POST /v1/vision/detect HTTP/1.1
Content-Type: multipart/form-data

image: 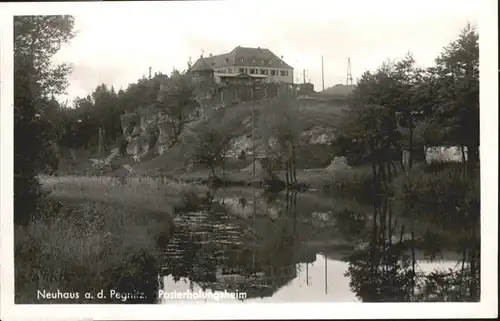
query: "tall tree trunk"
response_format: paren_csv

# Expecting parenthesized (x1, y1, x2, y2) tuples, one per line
(291, 144, 297, 184)
(284, 160, 290, 187)
(409, 114, 414, 170)
(469, 227, 478, 300)
(210, 163, 216, 178)
(459, 248, 466, 296)
(466, 142, 479, 174)
(285, 190, 290, 213)
(461, 144, 467, 181)
(292, 191, 297, 235)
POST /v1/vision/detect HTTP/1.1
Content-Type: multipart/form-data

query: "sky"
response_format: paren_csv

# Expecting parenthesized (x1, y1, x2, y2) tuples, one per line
(44, 0, 481, 104)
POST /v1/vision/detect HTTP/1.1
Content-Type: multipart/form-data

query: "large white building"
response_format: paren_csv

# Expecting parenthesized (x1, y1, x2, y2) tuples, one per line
(191, 46, 294, 84)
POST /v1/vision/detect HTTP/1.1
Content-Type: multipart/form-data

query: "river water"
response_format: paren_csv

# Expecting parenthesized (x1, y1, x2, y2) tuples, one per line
(157, 187, 471, 303)
(161, 254, 458, 303)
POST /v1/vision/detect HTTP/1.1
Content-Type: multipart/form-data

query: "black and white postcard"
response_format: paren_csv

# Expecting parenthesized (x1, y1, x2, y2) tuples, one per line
(1, 0, 497, 320)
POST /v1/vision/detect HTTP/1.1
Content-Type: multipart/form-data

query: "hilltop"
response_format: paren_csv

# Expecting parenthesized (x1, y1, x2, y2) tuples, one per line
(129, 88, 355, 176)
(309, 84, 356, 99)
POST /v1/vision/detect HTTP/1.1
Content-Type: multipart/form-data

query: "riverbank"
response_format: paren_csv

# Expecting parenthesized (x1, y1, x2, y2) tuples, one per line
(128, 165, 373, 198)
(17, 174, 329, 303)
(15, 198, 174, 303)
(17, 161, 477, 303)
(17, 170, 370, 303)
(16, 175, 209, 303)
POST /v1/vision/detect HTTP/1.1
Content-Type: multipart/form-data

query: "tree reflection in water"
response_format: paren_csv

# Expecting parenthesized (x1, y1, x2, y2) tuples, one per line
(163, 177, 479, 302)
(163, 188, 304, 300)
(343, 147, 480, 302)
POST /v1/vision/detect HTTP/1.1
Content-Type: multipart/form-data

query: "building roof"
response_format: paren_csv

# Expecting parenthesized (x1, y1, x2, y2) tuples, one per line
(191, 46, 294, 71)
(190, 58, 214, 72)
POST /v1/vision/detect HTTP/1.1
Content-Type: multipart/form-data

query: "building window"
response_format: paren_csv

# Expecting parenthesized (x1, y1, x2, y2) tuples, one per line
(286, 70, 289, 76)
(269, 59, 273, 65)
(260, 69, 268, 75)
(280, 70, 286, 76)
(240, 57, 244, 63)
(239, 68, 245, 73)
(261, 59, 265, 64)
(249, 69, 256, 74)
(271, 70, 276, 76)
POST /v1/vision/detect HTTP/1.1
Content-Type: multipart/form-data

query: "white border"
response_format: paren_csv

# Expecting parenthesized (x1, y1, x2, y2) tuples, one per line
(1, 1, 497, 320)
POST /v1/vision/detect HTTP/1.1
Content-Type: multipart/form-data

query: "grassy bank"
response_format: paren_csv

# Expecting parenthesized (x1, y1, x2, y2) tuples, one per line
(391, 163, 480, 246)
(143, 167, 361, 192)
(316, 166, 373, 201)
(15, 175, 207, 304)
(40, 174, 209, 214)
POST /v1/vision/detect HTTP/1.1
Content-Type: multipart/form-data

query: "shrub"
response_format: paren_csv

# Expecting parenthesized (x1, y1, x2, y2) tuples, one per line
(15, 199, 172, 303)
(322, 166, 374, 204)
(391, 165, 480, 238)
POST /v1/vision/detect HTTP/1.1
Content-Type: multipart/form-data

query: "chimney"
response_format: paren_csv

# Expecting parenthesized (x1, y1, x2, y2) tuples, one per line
(209, 53, 213, 57)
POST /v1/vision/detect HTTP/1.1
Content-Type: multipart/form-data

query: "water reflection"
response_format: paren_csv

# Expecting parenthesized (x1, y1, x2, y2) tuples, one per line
(159, 187, 477, 303)
(163, 188, 302, 300)
(342, 166, 480, 302)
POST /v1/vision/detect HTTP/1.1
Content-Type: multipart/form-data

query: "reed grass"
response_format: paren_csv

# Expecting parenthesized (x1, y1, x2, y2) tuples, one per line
(15, 175, 206, 303)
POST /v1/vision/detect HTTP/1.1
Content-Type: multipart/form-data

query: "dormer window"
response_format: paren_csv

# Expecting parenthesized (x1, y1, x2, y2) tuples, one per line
(269, 59, 272, 65)
(261, 59, 265, 64)
(240, 57, 244, 63)
(252, 58, 256, 63)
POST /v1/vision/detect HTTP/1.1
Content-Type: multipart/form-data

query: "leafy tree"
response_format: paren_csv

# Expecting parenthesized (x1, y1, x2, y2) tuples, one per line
(339, 54, 427, 171)
(189, 123, 232, 178)
(14, 15, 76, 99)
(61, 70, 174, 156)
(258, 97, 303, 185)
(14, 15, 76, 225)
(428, 23, 479, 172)
(155, 72, 198, 148)
(189, 109, 243, 178)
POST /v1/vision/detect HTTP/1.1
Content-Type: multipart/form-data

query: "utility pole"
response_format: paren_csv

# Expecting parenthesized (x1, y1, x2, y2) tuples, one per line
(252, 187, 256, 271)
(346, 57, 353, 85)
(306, 262, 309, 285)
(303, 69, 306, 84)
(251, 82, 256, 177)
(321, 55, 325, 91)
(324, 253, 328, 294)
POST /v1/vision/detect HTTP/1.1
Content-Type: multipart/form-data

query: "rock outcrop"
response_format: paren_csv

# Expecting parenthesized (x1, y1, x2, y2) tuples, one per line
(120, 106, 182, 162)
